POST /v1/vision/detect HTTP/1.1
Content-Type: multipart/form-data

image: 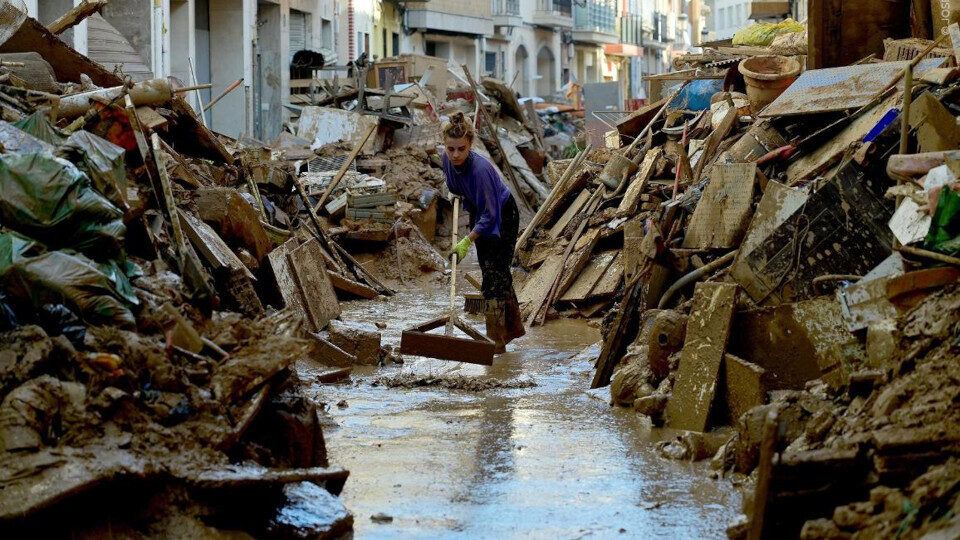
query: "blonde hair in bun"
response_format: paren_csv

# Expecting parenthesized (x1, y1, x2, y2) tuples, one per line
(442, 112, 474, 142)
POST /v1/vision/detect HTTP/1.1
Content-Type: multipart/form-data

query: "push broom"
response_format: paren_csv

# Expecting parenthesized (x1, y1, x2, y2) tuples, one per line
(400, 197, 497, 365)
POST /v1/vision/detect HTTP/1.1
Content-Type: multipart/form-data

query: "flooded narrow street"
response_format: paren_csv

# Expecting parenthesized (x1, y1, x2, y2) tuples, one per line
(298, 264, 740, 538)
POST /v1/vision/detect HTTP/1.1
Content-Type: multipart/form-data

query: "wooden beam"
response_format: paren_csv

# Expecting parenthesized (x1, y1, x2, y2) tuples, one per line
(47, 0, 108, 36)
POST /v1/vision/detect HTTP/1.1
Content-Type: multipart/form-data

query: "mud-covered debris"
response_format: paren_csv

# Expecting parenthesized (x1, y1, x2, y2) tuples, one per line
(371, 372, 536, 391)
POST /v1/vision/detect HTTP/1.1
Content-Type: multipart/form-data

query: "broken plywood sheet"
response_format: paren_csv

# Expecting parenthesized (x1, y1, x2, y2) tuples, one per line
(730, 180, 808, 292)
(618, 148, 662, 215)
(683, 163, 757, 249)
(0, 17, 123, 87)
(298, 107, 379, 154)
(288, 239, 342, 332)
(786, 93, 899, 185)
(910, 91, 960, 153)
(560, 250, 619, 302)
(730, 295, 856, 389)
(760, 58, 945, 117)
(665, 282, 737, 432)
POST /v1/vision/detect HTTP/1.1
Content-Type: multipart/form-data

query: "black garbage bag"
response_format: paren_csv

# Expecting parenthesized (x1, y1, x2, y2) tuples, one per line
(37, 304, 86, 345)
(0, 153, 125, 257)
(0, 233, 136, 328)
(0, 293, 18, 331)
(56, 130, 128, 210)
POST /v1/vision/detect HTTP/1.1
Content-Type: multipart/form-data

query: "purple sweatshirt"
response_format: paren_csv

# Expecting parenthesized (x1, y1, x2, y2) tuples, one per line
(442, 151, 512, 238)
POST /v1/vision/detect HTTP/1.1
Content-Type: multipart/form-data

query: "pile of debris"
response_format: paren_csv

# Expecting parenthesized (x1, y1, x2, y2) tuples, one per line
(0, 9, 412, 537)
(280, 53, 555, 265)
(515, 16, 960, 539)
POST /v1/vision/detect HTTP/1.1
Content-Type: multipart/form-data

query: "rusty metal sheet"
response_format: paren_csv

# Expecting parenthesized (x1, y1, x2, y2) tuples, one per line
(760, 58, 945, 118)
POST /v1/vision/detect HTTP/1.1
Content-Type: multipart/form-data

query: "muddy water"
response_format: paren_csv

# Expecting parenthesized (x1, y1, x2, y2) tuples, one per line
(299, 264, 740, 538)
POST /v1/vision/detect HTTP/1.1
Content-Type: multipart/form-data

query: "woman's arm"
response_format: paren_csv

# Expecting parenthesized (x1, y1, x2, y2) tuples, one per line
(471, 166, 503, 239)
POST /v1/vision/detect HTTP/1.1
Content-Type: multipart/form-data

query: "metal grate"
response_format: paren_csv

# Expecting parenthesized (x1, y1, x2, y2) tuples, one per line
(307, 154, 356, 174)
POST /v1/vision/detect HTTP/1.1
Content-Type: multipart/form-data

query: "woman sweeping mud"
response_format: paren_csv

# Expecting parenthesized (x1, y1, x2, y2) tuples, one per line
(441, 112, 525, 353)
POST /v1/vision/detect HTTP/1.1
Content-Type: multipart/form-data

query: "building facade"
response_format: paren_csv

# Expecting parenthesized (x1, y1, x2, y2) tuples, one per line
(25, 0, 694, 139)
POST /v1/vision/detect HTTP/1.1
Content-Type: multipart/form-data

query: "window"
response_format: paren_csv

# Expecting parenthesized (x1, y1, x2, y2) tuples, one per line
(426, 41, 437, 57)
(485, 52, 496, 76)
(382, 29, 387, 58)
(357, 32, 364, 55)
(321, 19, 333, 50)
(718, 7, 726, 29)
(392, 32, 399, 56)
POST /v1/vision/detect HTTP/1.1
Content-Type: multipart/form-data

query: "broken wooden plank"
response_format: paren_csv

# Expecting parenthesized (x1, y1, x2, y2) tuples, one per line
(329, 272, 379, 299)
(618, 148, 662, 215)
(723, 354, 767, 423)
(665, 282, 737, 432)
(548, 189, 591, 239)
(287, 239, 342, 332)
(269, 238, 305, 312)
(177, 464, 350, 490)
(692, 108, 737, 184)
(311, 334, 358, 365)
(195, 186, 273, 262)
(518, 248, 565, 308)
(136, 106, 168, 131)
(399, 316, 496, 365)
(560, 249, 619, 303)
(178, 209, 255, 281)
(47, 0, 108, 35)
(683, 163, 757, 249)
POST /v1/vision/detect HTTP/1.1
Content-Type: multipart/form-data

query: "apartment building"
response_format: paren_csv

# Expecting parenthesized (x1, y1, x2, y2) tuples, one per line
(25, 0, 696, 136)
(572, 0, 618, 87)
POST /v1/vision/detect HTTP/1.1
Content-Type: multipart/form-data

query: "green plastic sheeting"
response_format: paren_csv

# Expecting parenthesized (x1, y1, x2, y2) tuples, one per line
(13, 111, 66, 146)
(56, 130, 127, 209)
(0, 233, 136, 328)
(0, 153, 124, 257)
(925, 187, 960, 256)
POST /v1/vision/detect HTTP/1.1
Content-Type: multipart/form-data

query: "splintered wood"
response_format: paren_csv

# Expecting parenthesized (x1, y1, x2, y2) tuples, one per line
(288, 239, 341, 332)
(683, 163, 757, 249)
(270, 237, 341, 331)
(618, 148, 663, 215)
(665, 282, 737, 432)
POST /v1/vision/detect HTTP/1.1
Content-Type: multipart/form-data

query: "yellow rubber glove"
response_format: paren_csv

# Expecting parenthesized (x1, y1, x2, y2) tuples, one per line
(451, 236, 472, 262)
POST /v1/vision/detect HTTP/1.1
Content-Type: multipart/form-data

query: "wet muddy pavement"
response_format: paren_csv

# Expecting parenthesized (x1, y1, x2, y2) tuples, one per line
(297, 264, 740, 539)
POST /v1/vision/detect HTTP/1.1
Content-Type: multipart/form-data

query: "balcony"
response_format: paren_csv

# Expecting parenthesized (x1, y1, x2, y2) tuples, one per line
(533, 0, 573, 29)
(572, 26, 619, 44)
(573, 0, 617, 44)
(404, 7, 494, 36)
(492, 0, 522, 27)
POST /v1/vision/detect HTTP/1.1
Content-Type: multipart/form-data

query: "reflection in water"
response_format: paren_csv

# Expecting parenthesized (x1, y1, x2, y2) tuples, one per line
(300, 261, 740, 539)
